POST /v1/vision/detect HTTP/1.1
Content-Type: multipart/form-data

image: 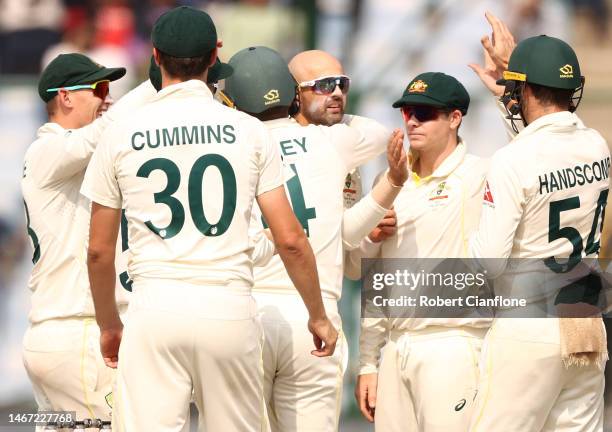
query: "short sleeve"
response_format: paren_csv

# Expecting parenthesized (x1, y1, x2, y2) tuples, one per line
(255, 123, 284, 196)
(80, 124, 122, 209)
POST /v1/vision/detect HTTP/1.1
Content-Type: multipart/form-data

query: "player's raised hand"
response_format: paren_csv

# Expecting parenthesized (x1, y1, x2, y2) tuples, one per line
(469, 11, 516, 96)
(387, 129, 408, 187)
(308, 316, 338, 357)
(355, 373, 378, 422)
(100, 322, 123, 368)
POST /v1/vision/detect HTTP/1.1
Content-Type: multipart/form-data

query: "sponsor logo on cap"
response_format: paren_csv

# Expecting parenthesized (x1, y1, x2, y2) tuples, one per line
(559, 64, 574, 78)
(264, 89, 280, 105)
(408, 80, 428, 93)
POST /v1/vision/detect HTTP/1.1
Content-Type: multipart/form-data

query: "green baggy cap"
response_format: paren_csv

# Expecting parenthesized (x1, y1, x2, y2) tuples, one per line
(152, 6, 217, 58)
(38, 53, 126, 102)
(392, 72, 470, 115)
(224, 46, 295, 114)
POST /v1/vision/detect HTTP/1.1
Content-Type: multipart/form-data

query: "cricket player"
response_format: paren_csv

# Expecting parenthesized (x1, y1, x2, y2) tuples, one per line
(21, 53, 127, 423)
(224, 46, 406, 431)
(347, 73, 492, 431)
(289, 50, 398, 252)
(81, 7, 337, 432)
(468, 33, 610, 431)
(116, 56, 234, 293)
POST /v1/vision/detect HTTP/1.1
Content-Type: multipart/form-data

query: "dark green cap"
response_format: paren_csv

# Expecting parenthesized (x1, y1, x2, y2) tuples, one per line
(392, 72, 470, 115)
(38, 53, 126, 103)
(208, 58, 234, 84)
(152, 6, 217, 58)
(225, 46, 295, 114)
(501, 35, 582, 90)
(148, 56, 233, 92)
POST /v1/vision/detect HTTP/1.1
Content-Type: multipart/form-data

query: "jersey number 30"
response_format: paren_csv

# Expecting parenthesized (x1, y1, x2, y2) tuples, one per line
(137, 155, 237, 239)
(545, 189, 608, 273)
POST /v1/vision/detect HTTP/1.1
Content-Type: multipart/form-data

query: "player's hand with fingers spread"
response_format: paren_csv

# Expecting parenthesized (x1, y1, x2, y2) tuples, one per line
(386, 129, 408, 187)
(355, 373, 378, 422)
(308, 316, 338, 357)
(369, 208, 397, 243)
(469, 11, 516, 97)
(99, 320, 123, 368)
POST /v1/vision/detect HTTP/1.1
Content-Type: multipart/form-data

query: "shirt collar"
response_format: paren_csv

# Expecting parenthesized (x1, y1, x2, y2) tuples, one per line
(153, 79, 213, 102)
(515, 111, 579, 140)
(37, 122, 66, 137)
(409, 139, 467, 185)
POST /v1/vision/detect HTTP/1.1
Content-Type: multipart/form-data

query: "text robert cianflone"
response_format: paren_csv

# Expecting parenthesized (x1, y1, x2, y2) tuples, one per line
(371, 295, 527, 308)
(371, 269, 487, 291)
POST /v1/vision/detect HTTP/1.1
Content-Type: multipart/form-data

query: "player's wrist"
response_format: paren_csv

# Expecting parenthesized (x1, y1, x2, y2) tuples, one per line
(386, 170, 405, 188)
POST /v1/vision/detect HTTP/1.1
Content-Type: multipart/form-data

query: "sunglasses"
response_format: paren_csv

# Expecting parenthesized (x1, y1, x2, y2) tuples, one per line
(47, 79, 110, 100)
(400, 105, 448, 122)
(299, 75, 350, 95)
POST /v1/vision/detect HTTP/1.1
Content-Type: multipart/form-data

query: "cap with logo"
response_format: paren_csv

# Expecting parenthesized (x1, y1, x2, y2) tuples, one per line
(392, 72, 470, 115)
(148, 56, 233, 92)
(499, 35, 582, 90)
(152, 6, 217, 58)
(38, 53, 126, 102)
(224, 46, 296, 114)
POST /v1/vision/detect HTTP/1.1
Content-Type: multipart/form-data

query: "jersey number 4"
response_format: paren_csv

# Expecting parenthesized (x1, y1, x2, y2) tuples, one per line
(261, 164, 317, 237)
(545, 189, 608, 273)
(137, 155, 237, 239)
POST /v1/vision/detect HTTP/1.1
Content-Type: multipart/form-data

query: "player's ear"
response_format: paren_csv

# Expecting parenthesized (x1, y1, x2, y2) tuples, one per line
(449, 109, 462, 131)
(57, 89, 73, 110)
(208, 47, 218, 68)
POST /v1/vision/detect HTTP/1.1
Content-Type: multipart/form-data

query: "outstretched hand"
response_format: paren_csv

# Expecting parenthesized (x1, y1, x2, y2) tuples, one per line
(469, 11, 516, 97)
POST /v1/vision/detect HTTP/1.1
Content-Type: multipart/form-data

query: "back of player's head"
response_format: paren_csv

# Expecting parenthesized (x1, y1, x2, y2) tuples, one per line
(151, 6, 217, 80)
(148, 56, 233, 92)
(224, 46, 296, 115)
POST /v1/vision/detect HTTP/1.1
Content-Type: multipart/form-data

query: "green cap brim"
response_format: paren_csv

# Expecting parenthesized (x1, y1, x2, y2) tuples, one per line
(85, 67, 126, 84)
(392, 94, 448, 109)
(207, 62, 233, 84)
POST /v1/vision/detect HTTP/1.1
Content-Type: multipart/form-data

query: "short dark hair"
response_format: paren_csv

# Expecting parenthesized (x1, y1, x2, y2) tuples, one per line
(157, 49, 213, 80)
(527, 83, 573, 110)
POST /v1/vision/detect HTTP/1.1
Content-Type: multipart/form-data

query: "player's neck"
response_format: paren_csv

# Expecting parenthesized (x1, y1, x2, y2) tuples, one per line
(48, 113, 87, 130)
(294, 112, 310, 126)
(413, 137, 457, 178)
(161, 72, 208, 89)
(522, 99, 566, 125)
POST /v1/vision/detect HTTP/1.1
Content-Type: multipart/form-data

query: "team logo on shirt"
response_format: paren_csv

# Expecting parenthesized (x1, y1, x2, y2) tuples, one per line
(263, 89, 280, 105)
(428, 181, 450, 207)
(559, 64, 574, 78)
(483, 181, 495, 207)
(408, 80, 428, 93)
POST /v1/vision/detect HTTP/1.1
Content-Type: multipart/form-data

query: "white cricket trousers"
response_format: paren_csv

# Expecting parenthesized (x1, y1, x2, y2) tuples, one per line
(375, 326, 486, 432)
(113, 282, 269, 432)
(469, 318, 605, 432)
(253, 292, 347, 432)
(23, 317, 114, 429)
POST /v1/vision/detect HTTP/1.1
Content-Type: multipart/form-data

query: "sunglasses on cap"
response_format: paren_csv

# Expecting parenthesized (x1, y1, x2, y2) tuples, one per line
(400, 105, 449, 122)
(298, 75, 350, 95)
(47, 79, 110, 100)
